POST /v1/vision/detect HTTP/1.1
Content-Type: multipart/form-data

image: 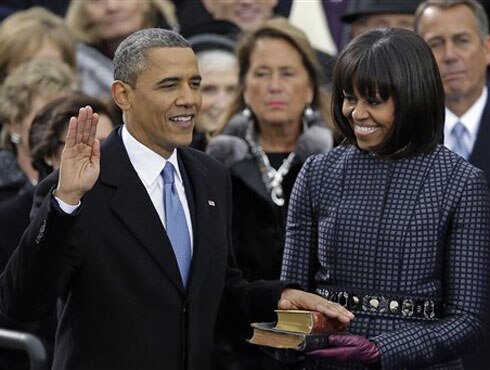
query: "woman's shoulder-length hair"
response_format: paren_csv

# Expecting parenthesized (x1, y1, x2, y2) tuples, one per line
(222, 17, 332, 129)
(331, 28, 445, 159)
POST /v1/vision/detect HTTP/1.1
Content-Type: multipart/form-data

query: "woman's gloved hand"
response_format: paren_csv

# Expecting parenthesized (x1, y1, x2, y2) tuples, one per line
(307, 333, 380, 364)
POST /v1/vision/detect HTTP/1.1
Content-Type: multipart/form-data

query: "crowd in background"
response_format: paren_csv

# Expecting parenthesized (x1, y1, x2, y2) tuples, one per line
(0, 1, 490, 370)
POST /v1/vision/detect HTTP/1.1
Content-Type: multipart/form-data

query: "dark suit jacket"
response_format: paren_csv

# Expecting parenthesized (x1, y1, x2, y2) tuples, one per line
(463, 89, 490, 370)
(468, 88, 490, 185)
(0, 187, 33, 271)
(0, 185, 56, 370)
(461, 87, 490, 370)
(0, 129, 284, 370)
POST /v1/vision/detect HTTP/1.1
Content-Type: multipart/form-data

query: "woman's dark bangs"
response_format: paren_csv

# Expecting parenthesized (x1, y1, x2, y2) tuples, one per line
(353, 50, 392, 101)
(338, 55, 358, 95)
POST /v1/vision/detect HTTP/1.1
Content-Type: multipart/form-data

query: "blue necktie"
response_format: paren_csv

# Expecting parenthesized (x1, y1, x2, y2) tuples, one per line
(451, 121, 470, 160)
(162, 162, 191, 287)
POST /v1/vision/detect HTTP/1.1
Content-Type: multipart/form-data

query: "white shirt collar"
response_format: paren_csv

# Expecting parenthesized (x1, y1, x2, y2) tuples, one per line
(121, 125, 183, 187)
(445, 86, 487, 140)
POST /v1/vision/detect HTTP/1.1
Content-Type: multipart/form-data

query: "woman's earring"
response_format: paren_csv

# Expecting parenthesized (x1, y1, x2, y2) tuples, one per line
(303, 104, 314, 120)
(242, 106, 252, 119)
(10, 132, 21, 145)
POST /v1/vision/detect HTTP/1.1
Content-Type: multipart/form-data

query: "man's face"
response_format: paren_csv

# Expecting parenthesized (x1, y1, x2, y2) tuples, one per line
(202, 0, 278, 31)
(124, 47, 202, 158)
(417, 4, 490, 107)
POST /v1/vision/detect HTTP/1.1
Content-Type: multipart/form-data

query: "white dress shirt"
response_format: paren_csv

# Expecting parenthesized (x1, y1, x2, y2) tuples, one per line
(444, 87, 487, 156)
(57, 125, 194, 252)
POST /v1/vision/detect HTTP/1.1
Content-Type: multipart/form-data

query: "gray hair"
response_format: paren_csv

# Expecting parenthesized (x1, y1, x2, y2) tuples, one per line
(113, 28, 190, 87)
(415, 0, 489, 40)
(196, 49, 237, 74)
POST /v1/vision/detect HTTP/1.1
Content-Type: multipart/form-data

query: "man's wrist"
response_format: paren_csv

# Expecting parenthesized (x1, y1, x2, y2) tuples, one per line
(52, 190, 81, 215)
(53, 189, 82, 206)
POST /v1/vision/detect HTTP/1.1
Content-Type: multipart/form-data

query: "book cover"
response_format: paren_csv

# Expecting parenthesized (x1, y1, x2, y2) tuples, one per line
(274, 309, 346, 333)
(248, 322, 331, 352)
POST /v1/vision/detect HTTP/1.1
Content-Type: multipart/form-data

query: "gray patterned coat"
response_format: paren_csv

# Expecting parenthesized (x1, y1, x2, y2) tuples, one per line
(281, 145, 490, 370)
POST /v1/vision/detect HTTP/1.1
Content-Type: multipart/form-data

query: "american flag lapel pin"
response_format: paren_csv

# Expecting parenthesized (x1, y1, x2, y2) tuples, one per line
(208, 200, 216, 207)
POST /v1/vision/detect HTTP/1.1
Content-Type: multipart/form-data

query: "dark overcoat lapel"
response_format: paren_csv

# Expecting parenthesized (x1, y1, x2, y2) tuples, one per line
(98, 130, 185, 294)
(95, 131, 226, 296)
(177, 148, 224, 295)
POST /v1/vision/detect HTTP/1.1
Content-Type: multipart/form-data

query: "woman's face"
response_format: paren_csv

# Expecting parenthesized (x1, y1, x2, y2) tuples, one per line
(84, 0, 148, 43)
(95, 113, 115, 143)
(198, 63, 238, 134)
(243, 37, 313, 128)
(341, 87, 395, 150)
(6, 96, 50, 157)
(7, 38, 65, 76)
(202, 0, 278, 31)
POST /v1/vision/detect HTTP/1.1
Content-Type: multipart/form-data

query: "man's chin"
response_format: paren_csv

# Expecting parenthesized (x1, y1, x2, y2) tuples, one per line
(177, 135, 194, 148)
(444, 86, 467, 101)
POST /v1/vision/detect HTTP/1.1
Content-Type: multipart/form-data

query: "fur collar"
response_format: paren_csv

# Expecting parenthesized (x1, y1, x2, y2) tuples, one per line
(206, 112, 334, 167)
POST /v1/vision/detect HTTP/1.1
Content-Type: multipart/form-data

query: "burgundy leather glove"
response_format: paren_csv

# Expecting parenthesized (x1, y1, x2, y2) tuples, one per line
(307, 333, 380, 364)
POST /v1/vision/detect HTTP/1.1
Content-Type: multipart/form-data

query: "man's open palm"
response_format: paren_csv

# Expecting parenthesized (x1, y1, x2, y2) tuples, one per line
(56, 106, 100, 205)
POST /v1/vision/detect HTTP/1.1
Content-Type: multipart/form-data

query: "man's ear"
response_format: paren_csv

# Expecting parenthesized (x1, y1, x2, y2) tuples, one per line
(111, 80, 133, 111)
(484, 35, 490, 66)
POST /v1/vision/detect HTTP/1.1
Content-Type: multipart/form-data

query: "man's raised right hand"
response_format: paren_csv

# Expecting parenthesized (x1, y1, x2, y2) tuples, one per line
(55, 105, 100, 205)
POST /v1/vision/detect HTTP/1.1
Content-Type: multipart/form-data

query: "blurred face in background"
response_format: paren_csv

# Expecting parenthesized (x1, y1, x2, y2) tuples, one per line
(7, 37, 65, 76)
(84, 0, 148, 43)
(417, 4, 490, 113)
(50, 114, 114, 169)
(94, 114, 114, 143)
(5, 96, 51, 158)
(197, 50, 238, 134)
(202, 0, 278, 31)
(243, 37, 313, 128)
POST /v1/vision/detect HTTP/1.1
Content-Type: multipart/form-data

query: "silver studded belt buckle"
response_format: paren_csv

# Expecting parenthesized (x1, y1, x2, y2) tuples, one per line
(401, 299, 414, 317)
(388, 299, 400, 313)
(424, 300, 435, 319)
(363, 295, 380, 312)
(336, 291, 349, 307)
(315, 288, 441, 319)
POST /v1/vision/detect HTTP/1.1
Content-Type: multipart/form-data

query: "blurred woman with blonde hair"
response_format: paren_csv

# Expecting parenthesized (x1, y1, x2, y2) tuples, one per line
(66, 0, 179, 97)
(0, 59, 78, 203)
(0, 6, 77, 85)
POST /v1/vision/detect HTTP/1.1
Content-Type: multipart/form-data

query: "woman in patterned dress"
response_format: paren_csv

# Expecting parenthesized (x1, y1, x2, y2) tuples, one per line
(280, 28, 490, 369)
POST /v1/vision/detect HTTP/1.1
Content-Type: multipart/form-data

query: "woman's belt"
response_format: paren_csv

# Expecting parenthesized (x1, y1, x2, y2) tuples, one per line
(316, 287, 442, 320)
